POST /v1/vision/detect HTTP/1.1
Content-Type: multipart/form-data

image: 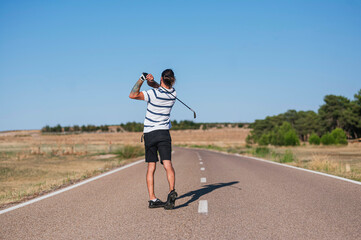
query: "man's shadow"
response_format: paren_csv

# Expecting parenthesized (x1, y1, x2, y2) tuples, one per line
(174, 181, 240, 209)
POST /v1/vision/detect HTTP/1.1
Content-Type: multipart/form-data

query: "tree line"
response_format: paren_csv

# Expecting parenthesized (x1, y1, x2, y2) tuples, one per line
(171, 120, 243, 130)
(117, 121, 244, 132)
(42, 124, 109, 133)
(42, 121, 246, 133)
(248, 89, 361, 146)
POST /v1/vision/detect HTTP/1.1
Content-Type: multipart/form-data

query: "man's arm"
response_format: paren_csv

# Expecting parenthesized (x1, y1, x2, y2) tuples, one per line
(129, 78, 145, 100)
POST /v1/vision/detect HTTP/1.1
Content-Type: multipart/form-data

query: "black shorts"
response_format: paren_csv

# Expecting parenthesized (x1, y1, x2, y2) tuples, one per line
(144, 130, 172, 164)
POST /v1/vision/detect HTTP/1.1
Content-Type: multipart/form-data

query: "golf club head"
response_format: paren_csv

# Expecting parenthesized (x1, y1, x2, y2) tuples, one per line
(193, 111, 197, 119)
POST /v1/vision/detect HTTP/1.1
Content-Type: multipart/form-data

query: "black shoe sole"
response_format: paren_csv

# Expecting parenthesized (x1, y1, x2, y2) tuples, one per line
(164, 191, 178, 210)
(148, 200, 166, 209)
(149, 205, 165, 209)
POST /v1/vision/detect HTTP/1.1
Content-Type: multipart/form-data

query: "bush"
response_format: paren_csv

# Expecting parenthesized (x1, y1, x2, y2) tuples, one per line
(269, 127, 284, 146)
(171, 120, 200, 130)
(284, 130, 300, 146)
(252, 147, 270, 157)
(258, 134, 269, 146)
(265, 122, 300, 146)
(309, 133, 320, 145)
(280, 150, 294, 163)
(268, 131, 277, 145)
(321, 133, 335, 145)
(246, 135, 253, 144)
(54, 124, 62, 132)
(100, 125, 109, 132)
(331, 128, 348, 145)
(114, 145, 144, 159)
(86, 125, 99, 132)
(42, 125, 51, 133)
(121, 122, 143, 132)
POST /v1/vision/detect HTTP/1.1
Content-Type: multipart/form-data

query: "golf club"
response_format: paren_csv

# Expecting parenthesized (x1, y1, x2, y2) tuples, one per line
(160, 85, 197, 119)
(143, 73, 196, 119)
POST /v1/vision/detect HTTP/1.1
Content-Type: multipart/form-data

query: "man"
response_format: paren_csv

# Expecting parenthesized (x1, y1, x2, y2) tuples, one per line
(129, 69, 178, 210)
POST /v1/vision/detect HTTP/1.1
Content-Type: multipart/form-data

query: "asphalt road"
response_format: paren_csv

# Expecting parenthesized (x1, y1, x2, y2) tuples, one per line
(1, 147, 360, 239)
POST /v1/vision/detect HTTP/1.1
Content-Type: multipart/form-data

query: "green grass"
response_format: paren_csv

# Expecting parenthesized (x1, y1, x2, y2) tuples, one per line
(113, 145, 145, 159)
(251, 147, 271, 158)
(279, 150, 295, 163)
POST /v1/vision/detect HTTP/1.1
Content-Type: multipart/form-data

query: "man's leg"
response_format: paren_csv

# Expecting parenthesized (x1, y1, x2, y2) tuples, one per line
(163, 160, 177, 210)
(162, 160, 175, 192)
(146, 162, 157, 200)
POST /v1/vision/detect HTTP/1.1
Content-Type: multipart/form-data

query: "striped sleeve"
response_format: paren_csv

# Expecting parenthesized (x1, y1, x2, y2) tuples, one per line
(141, 90, 151, 102)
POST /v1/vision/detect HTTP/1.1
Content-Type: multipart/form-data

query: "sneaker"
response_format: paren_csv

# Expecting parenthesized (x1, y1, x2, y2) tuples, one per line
(164, 190, 178, 210)
(148, 199, 165, 208)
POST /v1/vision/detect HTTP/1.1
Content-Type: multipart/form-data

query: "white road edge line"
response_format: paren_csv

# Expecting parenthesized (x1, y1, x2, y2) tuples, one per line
(201, 177, 207, 183)
(233, 153, 361, 186)
(194, 148, 361, 185)
(198, 200, 208, 214)
(0, 159, 145, 215)
(200, 167, 205, 171)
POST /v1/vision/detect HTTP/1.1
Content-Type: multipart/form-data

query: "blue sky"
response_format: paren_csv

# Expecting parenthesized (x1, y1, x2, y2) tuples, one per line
(0, 0, 360, 131)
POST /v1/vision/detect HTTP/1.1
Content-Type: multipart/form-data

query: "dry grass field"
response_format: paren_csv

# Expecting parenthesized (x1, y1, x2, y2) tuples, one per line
(1, 127, 360, 208)
(267, 144, 361, 181)
(172, 127, 250, 146)
(0, 130, 146, 208)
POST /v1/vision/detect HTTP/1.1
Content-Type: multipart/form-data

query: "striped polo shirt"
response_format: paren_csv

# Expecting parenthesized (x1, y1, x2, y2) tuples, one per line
(142, 87, 177, 133)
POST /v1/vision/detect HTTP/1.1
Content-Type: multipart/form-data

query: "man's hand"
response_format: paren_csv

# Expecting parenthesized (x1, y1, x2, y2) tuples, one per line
(146, 74, 160, 88)
(146, 73, 154, 81)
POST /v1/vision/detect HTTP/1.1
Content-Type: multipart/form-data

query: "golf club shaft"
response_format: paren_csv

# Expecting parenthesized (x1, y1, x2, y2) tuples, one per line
(153, 81, 196, 119)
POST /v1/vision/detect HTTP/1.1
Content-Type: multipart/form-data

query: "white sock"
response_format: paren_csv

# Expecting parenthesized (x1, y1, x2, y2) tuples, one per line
(151, 198, 158, 202)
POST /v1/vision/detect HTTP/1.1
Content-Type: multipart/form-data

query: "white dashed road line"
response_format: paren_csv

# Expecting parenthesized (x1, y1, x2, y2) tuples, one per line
(198, 200, 208, 214)
(197, 151, 208, 214)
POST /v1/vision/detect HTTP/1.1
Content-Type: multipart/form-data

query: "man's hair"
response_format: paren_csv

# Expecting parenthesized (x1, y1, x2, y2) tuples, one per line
(161, 69, 176, 87)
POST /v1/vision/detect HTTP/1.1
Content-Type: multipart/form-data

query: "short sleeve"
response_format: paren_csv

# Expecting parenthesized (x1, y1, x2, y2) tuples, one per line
(142, 90, 150, 102)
